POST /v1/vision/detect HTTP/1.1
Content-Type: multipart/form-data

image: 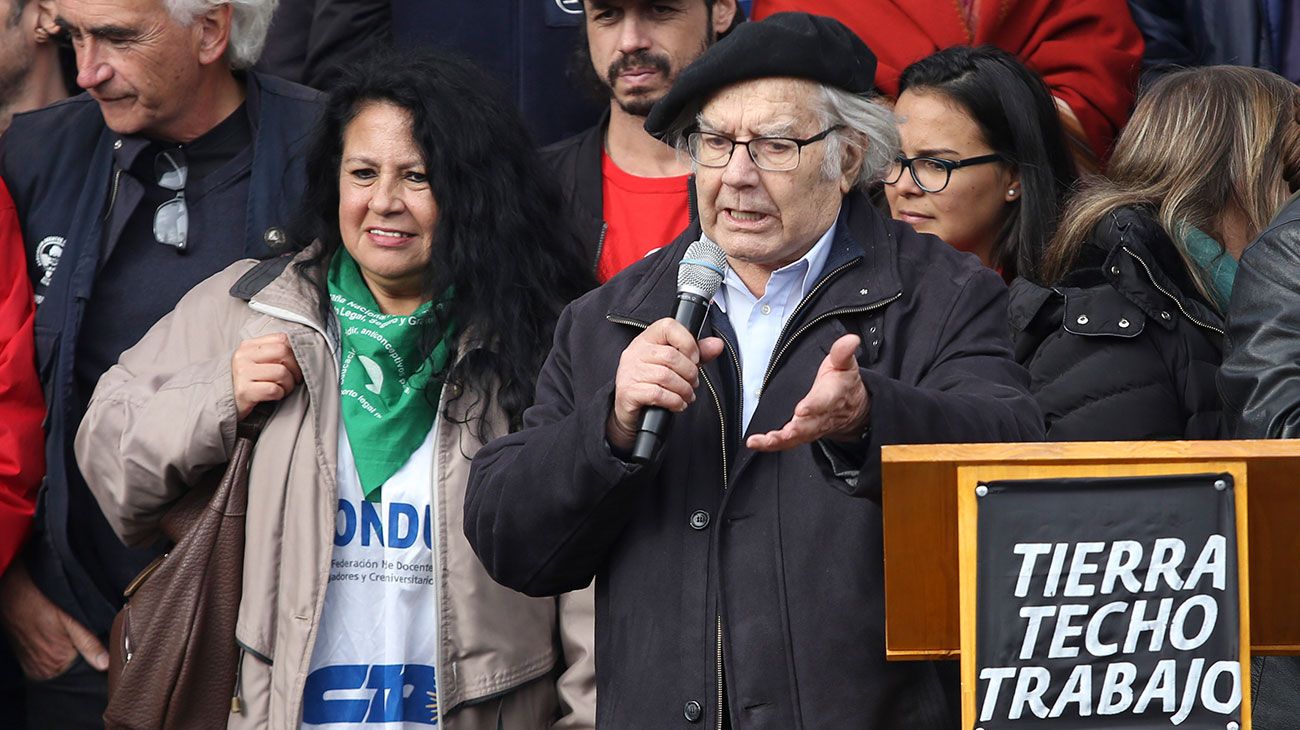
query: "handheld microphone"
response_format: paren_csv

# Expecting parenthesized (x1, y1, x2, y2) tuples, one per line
(631, 236, 729, 464)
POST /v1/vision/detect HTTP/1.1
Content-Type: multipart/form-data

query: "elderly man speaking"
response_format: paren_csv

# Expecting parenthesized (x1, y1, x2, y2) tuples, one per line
(467, 13, 1041, 729)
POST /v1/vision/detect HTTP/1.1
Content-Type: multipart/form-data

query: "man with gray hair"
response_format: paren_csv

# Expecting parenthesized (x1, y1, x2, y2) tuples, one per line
(0, 0, 318, 724)
(466, 12, 1041, 729)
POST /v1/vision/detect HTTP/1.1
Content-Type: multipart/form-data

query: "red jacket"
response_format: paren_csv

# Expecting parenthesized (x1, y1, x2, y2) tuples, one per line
(753, 0, 1144, 163)
(0, 176, 43, 576)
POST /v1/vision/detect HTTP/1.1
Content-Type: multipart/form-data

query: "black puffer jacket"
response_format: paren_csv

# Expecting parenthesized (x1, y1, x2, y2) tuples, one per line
(1010, 206, 1227, 440)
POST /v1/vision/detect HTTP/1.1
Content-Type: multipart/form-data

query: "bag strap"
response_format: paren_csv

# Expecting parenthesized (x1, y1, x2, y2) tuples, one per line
(229, 254, 294, 442)
(237, 403, 275, 442)
(229, 253, 295, 302)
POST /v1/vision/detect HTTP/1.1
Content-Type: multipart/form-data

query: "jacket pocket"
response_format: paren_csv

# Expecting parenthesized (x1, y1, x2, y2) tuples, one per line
(1061, 286, 1146, 338)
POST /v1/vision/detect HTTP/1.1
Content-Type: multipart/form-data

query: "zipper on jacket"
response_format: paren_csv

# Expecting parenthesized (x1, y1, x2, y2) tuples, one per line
(714, 263, 898, 727)
(604, 314, 735, 487)
(1121, 247, 1225, 336)
(231, 647, 245, 715)
(760, 293, 903, 397)
(703, 332, 739, 730)
(757, 253, 900, 396)
(608, 312, 736, 727)
(716, 617, 725, 730)
(708, 323, 743, 447)
(593, 222, 609, 274)
(121, 605, 133, 665)
(428, 389, 448, 729)
(231, 635, 272, 716)
(103, 167, 122, 222)
(757, 258, 861, 391)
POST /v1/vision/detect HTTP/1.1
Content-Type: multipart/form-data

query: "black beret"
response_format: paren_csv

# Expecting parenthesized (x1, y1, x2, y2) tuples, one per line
(644, 12, 877, 140)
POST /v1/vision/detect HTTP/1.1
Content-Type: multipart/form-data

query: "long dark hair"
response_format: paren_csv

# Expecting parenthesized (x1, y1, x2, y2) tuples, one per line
(899, 45, 1077, 281)
(291, 48, 596, 440)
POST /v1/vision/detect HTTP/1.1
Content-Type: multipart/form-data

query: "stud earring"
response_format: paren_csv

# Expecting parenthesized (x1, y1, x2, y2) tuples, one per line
(1008, 188, 1018, 197)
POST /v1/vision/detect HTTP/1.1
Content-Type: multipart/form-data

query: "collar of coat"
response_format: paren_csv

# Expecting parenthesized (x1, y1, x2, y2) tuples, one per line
(1091, 207, 1223, 332)
(235, 241, 494, 362)
(605, 190, 904, 327)
(233, 242, 502, 433)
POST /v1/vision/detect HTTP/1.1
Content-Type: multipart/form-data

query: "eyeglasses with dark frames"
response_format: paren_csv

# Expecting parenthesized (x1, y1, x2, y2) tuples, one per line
(884, 153, 1004, 193)
(687, 126, 843, 172)
(154, 148, 188, 250)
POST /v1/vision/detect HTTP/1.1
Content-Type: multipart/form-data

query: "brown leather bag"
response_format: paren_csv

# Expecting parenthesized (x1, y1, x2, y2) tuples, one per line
(104, 408, 270, 730)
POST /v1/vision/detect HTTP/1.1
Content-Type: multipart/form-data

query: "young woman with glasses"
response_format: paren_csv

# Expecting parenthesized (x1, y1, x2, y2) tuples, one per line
(1012, 66, 1300, 440)
(884, 45, 1077, 281)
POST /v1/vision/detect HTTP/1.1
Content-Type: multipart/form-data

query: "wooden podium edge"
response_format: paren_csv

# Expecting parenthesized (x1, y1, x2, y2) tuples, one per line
(1237, 465, 1252, 730)
(882, 440, 1300, 464)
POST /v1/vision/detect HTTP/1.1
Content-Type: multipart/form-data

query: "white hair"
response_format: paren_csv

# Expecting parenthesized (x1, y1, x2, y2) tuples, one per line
(816, 85, 899, 190)
(164, 0, 277, 69)
(670, 80, 899, 191)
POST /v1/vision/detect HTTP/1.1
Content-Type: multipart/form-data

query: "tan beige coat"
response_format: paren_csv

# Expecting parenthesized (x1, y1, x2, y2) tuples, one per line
(75, 248, 595, 729)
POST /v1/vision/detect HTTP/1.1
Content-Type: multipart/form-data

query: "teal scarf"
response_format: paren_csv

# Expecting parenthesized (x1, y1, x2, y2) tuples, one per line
(327, 249, 454, 501)
(1181, 225, 1238, 313)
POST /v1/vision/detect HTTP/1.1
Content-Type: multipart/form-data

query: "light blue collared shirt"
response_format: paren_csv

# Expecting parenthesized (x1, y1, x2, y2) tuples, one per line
(714, 215, 838, 431)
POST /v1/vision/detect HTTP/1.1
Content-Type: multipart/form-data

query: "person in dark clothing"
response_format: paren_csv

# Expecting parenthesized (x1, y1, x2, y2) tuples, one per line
(542, 0, 739, 279)
(0, 0, 320, 725)
(1010, 66, 1298, 441)
(1129, 0, 1300, 84)
(1218, 192, 1300, 730)
(466, 14, 1042, 729)
(1220, 192, 1300, 440)
(284, 0, 603, 145)
(256, 0, 606, 145)
(253, 0, 390, 89)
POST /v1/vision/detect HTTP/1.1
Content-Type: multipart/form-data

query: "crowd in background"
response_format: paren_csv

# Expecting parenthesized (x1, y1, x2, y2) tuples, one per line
(2, 0, 1300, 728)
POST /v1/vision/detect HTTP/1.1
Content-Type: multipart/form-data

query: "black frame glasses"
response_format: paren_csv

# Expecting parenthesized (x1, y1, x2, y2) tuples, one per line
(153, 148, 188, 250)
(884, 153, 1004, 193)
(686, 126, 843, 172)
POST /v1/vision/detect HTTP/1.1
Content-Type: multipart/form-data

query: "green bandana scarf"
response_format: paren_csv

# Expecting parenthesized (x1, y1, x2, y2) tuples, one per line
(328, 249, 454, 502)
(1181, 225, 1238, 313)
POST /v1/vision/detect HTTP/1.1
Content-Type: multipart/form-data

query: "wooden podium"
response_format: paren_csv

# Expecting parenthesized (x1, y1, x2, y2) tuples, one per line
(881, 440, 1300, 728)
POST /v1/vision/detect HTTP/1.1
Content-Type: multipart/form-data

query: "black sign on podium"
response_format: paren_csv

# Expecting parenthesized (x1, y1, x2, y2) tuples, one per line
(975, 473, 1241, 729)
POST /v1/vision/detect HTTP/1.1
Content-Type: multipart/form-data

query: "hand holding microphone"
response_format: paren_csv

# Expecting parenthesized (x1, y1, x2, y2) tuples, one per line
(606, 238, 728, 463)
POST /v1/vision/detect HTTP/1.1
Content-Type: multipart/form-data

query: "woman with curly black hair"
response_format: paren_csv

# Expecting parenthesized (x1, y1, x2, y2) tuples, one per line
(75, 47, 597, 729)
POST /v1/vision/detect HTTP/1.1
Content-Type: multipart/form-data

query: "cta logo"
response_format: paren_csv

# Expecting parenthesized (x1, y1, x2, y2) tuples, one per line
(303, 663, 437, 725)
